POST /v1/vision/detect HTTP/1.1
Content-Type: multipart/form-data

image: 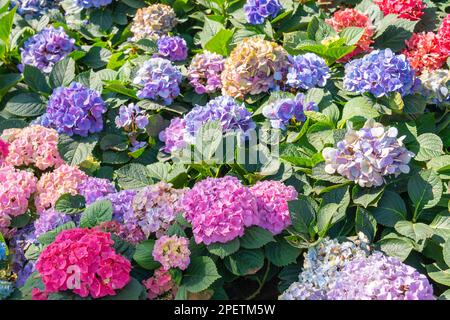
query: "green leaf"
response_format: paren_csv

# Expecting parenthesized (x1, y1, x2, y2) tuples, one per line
(414, 133, 444, 162)
(311, 162, 350, 184)
(427, 263, 450, 286)
(394, 221, 434, 242)
(5, 93, 47, 117)
(374, 17, 417, 51)
(265, 239, 300, 267)
(0, 6, 16, 47)
(38, 221, 76, 245)
(207, 238, 240, 259)
(100, 134, 128, 151)
(239, 226, 275, 249)
(340, 27, 364, 46)
(403, 94, 427, 114)
(339, 97, 379, 127)
(115, 163, 153, 189)
(288, 196, 315, 235)
(55, 194, 86, 214)
(58, 134, 97, 166)
(103, 278, 145, 300)
(408, 170, 443, 212)
(23, 65, 51, 94)
(352, 186, 384, 208)
(104, 82, 137, 98)
(204, 29, 234, 56)
(182, 256, 221, 293)
(49, 57, 75, 88)
(79, 199, 113, 228)
(355, 207, 377, 241)
(378, 234, 414, 261)
(0, 73, 21, 99)
(443, 239, 450, 267)
(195, 121, 223, 161)
(430, 213, 450, 240)
(81, 46, 112, 69)
(133, 240, 159, 270)
(369, 191, 407, 227)
(91, 8, 113, 31)
(224, 249, 265, 275)
(199, 17, 224, 47)
(74, 70, 103, 93)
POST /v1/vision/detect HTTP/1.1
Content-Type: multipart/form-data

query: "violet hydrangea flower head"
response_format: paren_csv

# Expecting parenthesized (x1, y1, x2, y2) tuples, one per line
(327, 252, 435, 300)
(101, 189, 137, 222)
(131, 4, 177, 41)
(187, 51, 225, 94)
(73, 0, 112, 9)
(19, 26, 75, 73)
(42, 82, 107, 137)
(322, 119, 414, 188)
(11, 0, 60, 19)
(9, 225, 38, 286)
(133, 58, 182, 105)
(262, 93, 318, 130)
(343, 49, 417, 97)
(244, 0, 282, 25)
(159, 117, 187, 154)
(286, 53, 331, 90)
(182, 176, 259, 245)
(77, 177, 116, 205)
(152, 235, 191, 271)
(33, 209, 72, 238)
(419, 69, 450, 104)
(115, 103, 149, 131)
(157, 35, 188, 62)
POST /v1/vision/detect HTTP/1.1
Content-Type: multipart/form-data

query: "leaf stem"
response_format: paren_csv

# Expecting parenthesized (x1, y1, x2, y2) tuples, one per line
(245, 261, 271, 300)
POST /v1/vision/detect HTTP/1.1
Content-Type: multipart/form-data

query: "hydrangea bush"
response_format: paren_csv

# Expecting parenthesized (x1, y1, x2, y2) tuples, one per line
(0, 0, 449, 301)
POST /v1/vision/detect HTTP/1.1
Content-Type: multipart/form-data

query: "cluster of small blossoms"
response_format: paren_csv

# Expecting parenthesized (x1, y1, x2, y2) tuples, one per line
(221, 37, 289, 98)
(143, 267, 177, 300)
(33, 209, 72, 238)
(322, 119, 414, 188)
(152, 235, 191, 270)
(133, 58, 182, 105)
(158, 117, 187, 154)
(11, 0, 60, 19)
(131, 4, 177, 40)
(34, 228, 131, 299)
(77, 177, 116, 205)
(34, 164, 87, 213)
(42, 82, 107, 137)
(244, 0, 282, 25)
(0, 140, 9, 165)
(1, 125, 63, 171)
(73, 0, 112, 9)
(374, 0, 425, 21)
(325, 8, 374, 61)
(115, 103, 149, 151)
(344, 49, 416, 97)
(187, 51, 225, 94)
(438, 14, 450, 54)
(262, 93, 317, 130)
(286, 53, 330, 90)
(157, 36, 188, 62)
(419, 69, 450, 103)
(19, 26, 75, 73)
(9, 225, 37, 286)
(0, 165, 37, 234)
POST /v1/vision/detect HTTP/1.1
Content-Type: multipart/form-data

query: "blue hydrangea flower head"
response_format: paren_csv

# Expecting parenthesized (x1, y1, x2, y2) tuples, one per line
(244, 0, 282, 25)
(157, 35, 188, 62)
(286, 53, 331, 90)
(74, 0, 112, 9)
(11, 0, 60, 19)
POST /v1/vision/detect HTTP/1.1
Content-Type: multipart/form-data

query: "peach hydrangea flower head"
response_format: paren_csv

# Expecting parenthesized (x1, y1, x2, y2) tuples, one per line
(131, 4, 177, 41)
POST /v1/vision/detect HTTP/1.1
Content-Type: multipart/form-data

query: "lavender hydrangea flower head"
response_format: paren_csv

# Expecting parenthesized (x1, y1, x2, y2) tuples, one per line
(131, 4, 177, 41)
(262, 93, 317, 130)
(157, 36, 188, 62)
(34, 209, 72, 238)
(9, 225, 37, 287)
(77, 177, 117, 205)
(344, 49, 416, 97)
(188, 51, 225, 94)
(322, 119, 414, 188)
(159, 117, 187, 154)
(133, 58, 182, 105)
(19, 26, 75, 73)
(244, 0, 282, 25)
(101, 189, 137, 222)
(11, 0, 60, 19)
(286, 53, 331, 90)
(419, 69, 450, 104)
(42, 82, 107, 137)
(115, 103, 149, 131)
(73, 0, 112, 9)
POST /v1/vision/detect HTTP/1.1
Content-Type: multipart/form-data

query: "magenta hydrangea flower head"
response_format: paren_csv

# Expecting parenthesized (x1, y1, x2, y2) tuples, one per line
(133, 58, 182, 105)
(159, 117, 187, 154)
(286, 53, 331, 90)
(188, 51, 225, 94)
(19, 26, 75, 73)
(73, 0, 112, 9)
(0, 139, 9, 165)
(143, 267, 177, 300)
(77, 177, 117, 205)
(157, 35, 188, 62)
(322, 119, 414, 188)
(249, 180, 298, 235)
(182, 176, 259, 245)
(33, 209, 72, 238)
(152, 235, 191, 270)
(43, 82, 107, 137)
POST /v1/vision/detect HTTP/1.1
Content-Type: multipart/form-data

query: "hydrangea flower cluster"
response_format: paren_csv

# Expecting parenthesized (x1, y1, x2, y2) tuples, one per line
(438, 14, 450, 54)
(419, 69, 450, 103)
(249, 180, 298, 235)
(221, 37, 289, 98)
(157, 36, 188, 62)
(152, 235, 191, 270)
(35, 228, 131, 299)
(286, 53, 330, 90)
(1, 125, 63, 171)
(73, 0, 112, 9)
(0, 140, 9, 165)
(33, 209, 72, 238)
(11, 0, 59, 19)
(244, 0, 282, 25)
(158, 117, 187, 154)
(9, 225, 37, 286)
(325, 8, 374, 61)
(19, 26, 75, 73)
(182, 176, 258, 245)
(43, 82, 107, 137)
(143, 267, 177, 300)
(187, 51, 225, 94)
(131, 4, 177, 40)
(0, 165, 37, 234)
(403, 32, 448, 73)
(327, 252, 435, 300)
(35, 164, 87, 213)
(115, 103, 149, 131)
(322, 119, 414, 188)
(262, 93, 317, 130)
(133, 58, 182, 105)
(77, 177, 116, 205)
(343, 49, 416, 97)
(374, 0, 425, 21)
(101, 190, 137, 222)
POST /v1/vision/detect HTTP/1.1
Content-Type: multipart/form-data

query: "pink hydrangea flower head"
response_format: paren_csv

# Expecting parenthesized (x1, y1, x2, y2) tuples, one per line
(35, 228, 131, 299)
(35, 164, 87, 213)
(249, 180, 298, 235)
(374, 0, 425, 21)
(1, 125, 64, 170)
(0, 139, 9, 165)
(403, 32, 448, 73)
(142, 267, 177, 300)
(152, 235, 190, 270)
(182, 176, 259, 245)
(438, 14, 450, 54)
(188, 51, 225, 94)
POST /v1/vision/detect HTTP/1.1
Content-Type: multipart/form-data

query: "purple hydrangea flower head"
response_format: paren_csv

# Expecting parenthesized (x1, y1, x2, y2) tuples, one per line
(157, 35, 188, 62)
(101, 189, 137, 222)
(34, 209, 72, 238)
(9, 225, 37, 287)
(74, 0, 112, 9)
(262, 93, 317, 130)
(344, 49, 416, 97)
(11, 0, 60, 19)
(188, 51, 225, 94)
(244, 0, 282, 25)
(286, 53, 331, 90)
(115, 103, 149, 131)
(77, 177, 116, 205)
(322, 119, 414, 188)
(133, 58, 182, 105)
(42, 82, 107, 137)
(19, 26, 75, 73)
(159, 117, 187, 154)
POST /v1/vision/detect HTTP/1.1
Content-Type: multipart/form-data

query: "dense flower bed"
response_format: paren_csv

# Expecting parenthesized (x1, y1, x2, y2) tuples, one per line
(0, 0, 449, 301)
